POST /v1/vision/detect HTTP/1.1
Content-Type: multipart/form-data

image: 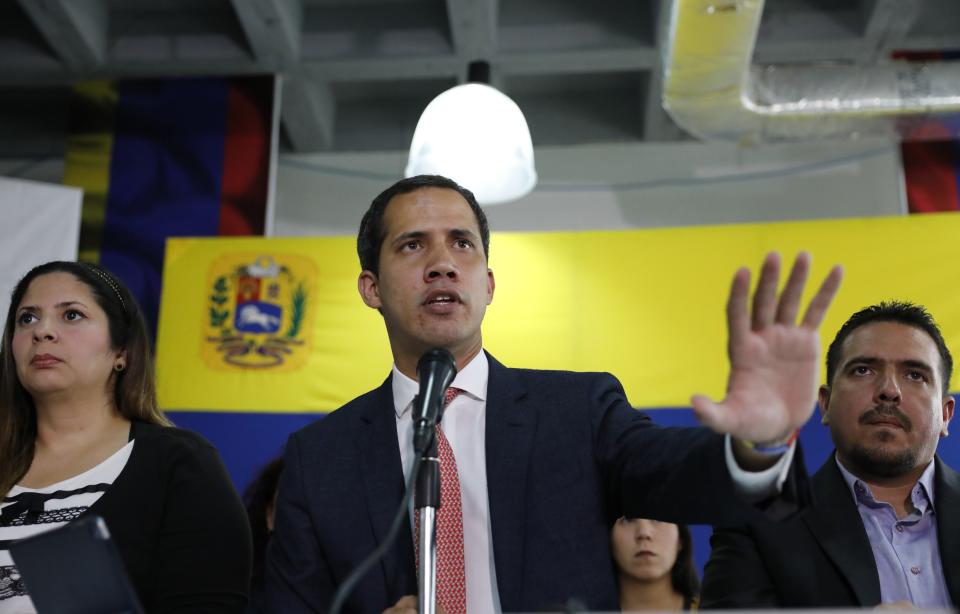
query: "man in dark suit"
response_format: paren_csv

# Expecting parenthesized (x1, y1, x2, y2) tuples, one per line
(265, 175, 843, 613)
(702, 301, 959, 608)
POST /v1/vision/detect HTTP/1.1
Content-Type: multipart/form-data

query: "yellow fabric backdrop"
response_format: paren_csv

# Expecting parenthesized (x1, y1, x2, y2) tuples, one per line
(156, 213, 960, 412)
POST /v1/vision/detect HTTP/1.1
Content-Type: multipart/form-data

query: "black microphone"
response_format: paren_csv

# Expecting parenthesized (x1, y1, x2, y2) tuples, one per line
(329, 349, 457, 614)
(412, 348, 457, 454)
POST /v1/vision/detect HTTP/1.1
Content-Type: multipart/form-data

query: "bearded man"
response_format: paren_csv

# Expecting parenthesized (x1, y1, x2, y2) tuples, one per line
(702, 301, 960, 608)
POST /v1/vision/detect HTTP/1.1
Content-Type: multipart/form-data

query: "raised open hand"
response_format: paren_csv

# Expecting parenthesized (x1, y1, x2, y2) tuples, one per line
(691, 252, 843, 445)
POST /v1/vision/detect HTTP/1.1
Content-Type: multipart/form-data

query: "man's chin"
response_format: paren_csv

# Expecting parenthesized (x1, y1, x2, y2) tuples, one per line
(416, 323, 478, 349)
(847, 444, 917, 479)
(416, 333, 461, 350)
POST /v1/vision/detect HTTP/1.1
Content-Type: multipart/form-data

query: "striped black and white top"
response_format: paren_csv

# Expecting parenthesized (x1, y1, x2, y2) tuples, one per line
(0, 441, 134, 614)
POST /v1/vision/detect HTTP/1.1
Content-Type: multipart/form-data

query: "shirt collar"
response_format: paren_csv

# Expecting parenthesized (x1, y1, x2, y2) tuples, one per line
(835, 455, 937, 514)
(391, 350, 489, 418)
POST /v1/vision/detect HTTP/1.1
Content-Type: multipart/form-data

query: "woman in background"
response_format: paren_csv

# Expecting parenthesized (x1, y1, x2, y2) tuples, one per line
(0, 261, 251, 613)
(243, 456, 284, 614)
(611, 517, 700, 611)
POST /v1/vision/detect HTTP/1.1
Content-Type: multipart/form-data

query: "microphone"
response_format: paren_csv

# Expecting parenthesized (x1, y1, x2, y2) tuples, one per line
(329, 349, 456, 614)
(412, 348, 457, 454)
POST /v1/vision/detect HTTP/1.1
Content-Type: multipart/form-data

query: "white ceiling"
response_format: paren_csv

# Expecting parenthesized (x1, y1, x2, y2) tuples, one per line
(0, 0, 958, 155)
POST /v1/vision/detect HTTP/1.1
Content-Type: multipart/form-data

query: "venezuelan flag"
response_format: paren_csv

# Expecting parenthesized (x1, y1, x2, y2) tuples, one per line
(903, 139, 960, 213)
(893, 50, 960, 213)
(64, 76, 275, 338)
(156, 214, 960, 496)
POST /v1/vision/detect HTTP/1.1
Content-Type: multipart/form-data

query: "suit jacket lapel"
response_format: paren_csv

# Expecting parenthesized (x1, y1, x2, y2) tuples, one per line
(484, 354, 535, 610)
(934, 456, 960, 605)
(803, 458, 881, 605)
(359, 376, 417, 598)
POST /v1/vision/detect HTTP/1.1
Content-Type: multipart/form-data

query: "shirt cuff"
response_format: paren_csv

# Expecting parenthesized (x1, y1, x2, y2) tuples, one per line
(724, 434, 797, 502)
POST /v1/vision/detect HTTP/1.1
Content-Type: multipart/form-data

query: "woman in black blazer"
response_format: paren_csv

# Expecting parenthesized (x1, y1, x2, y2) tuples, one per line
(0, 260, 252, 613)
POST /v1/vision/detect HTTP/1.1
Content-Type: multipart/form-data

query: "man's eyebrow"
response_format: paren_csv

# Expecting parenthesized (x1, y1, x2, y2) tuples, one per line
(391, 230, 426, 244)
(391, 229, 479, 243)
(842, 355, 880, 367)
(449, 228, 479, 239)
(899, 359, 935, 373)
(842, 355, 935, 373)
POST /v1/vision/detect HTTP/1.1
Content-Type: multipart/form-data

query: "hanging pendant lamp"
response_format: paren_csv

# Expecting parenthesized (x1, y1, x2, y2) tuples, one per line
(405, 61, 537, 205)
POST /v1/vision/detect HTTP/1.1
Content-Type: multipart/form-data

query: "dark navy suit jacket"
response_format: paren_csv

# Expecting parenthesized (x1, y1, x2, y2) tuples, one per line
(701, 454, 960, 608)
(265, 354, 806, 612)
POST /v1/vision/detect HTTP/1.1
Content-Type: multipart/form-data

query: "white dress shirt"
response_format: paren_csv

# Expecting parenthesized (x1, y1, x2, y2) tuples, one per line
(393, 351, 793, 612)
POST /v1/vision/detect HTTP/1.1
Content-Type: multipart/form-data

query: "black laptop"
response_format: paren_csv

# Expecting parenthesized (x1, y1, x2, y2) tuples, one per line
(9, 515, 143, 614)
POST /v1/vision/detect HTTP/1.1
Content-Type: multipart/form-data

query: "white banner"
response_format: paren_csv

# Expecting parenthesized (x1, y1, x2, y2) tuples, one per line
(0, 177, 83, 321)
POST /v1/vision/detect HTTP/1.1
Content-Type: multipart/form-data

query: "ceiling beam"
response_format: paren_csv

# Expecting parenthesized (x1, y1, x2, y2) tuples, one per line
(445, 0, 498, 80)
(298, 46, 657, 84)
(0, 45, 660, 87)
(644, 0, 687, 142)
(498, 47, 658, 76)
(230, 0, 303, 69)
(755, 39, 871, 64)
(860, 0, 922, 62)
(281, 77, 335, 152)
(17, 0, 109, 72)
(302, 55, 462, 81)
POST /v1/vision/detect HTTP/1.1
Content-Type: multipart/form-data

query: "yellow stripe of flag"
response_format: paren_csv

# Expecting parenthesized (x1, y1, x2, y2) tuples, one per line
(156, 213, 960, 412)
(63, 81, 117, 264)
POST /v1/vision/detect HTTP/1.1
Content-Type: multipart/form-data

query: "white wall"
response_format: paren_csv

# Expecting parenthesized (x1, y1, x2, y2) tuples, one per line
(0, 177, 82, 317)
(0, 137, 906, 239)
(274, 137, 905, 236)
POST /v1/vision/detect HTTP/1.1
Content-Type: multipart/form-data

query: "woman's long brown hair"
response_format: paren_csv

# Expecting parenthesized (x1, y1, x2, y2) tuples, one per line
(0, 261, 170, 496)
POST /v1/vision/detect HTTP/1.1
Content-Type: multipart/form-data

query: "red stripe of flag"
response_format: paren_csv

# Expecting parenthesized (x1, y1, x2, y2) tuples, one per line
(902, 141, 960, 213)
(219, 77, 273, 235)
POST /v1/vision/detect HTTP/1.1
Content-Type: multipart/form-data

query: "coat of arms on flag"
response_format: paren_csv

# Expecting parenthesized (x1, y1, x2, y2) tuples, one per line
(203, 254, 316, 371)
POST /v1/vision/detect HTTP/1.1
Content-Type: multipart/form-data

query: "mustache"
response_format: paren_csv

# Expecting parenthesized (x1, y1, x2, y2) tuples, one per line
(859, 404, 912, 431)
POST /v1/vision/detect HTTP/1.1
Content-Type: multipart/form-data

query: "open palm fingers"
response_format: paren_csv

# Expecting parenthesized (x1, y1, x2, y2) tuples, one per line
(801, 264, 844, 329)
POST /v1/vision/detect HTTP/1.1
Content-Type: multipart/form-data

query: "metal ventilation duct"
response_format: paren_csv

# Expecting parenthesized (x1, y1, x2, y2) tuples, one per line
(662, 0, 960, 143)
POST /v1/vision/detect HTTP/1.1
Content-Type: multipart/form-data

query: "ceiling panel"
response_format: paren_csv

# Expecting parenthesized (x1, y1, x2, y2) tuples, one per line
(0, 0, 957, 156)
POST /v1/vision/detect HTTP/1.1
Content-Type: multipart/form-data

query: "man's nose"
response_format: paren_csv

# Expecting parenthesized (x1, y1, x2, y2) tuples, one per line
(876, 371, 901, 403)
(425, 248, 458, 280)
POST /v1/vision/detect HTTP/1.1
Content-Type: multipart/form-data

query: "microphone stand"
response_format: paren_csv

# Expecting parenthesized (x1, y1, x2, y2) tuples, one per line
(413, 396, 441, 614)
(329, 348, 454, 614)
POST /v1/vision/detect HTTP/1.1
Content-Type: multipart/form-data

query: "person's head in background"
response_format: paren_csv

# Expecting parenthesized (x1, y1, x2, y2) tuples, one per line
(821, 300, 954, 485)
(0, 261, 169, 495)
(610, 517, 700, 611)
(244, 456, 285, 588)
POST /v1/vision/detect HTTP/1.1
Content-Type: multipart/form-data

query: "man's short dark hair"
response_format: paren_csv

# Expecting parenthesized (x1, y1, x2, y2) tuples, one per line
(356, 175, 490, 276)
(825, 301, 954, 396)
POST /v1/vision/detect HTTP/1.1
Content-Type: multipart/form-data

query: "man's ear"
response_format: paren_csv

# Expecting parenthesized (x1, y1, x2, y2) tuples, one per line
(486, 268, 495, 305)
(941, 394, 955, 437)
(818, 385, 831, 424)
(358, 270, 382, 309)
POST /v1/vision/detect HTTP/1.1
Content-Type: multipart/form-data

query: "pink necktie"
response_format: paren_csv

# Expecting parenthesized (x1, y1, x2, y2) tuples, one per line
(416, 387, 467, 614)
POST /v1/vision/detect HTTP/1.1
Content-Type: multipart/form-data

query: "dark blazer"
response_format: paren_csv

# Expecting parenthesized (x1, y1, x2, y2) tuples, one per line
(701, 454, 960, 608)
(266, 354, 806, 613)
(93, 422, 252, 612)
